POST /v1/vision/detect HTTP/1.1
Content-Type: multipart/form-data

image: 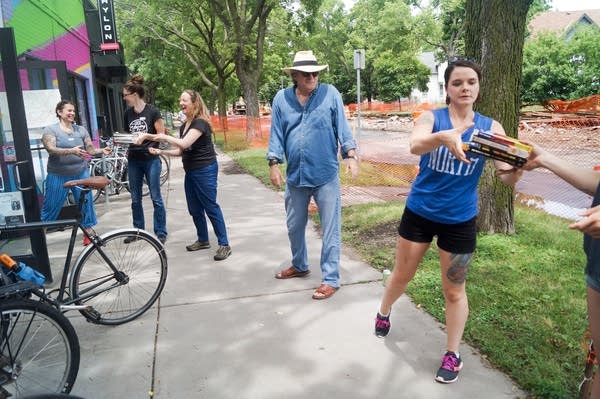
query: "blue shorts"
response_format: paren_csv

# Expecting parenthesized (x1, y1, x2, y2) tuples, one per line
(584, 234, 600, 292)
(398, 207, 477, 254)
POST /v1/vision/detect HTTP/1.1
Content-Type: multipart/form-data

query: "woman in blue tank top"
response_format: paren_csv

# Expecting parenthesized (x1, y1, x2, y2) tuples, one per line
(373, 59, 523, 384)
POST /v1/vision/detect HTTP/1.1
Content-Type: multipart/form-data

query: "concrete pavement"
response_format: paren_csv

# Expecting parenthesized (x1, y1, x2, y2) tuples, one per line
(44, 153, 525, 399)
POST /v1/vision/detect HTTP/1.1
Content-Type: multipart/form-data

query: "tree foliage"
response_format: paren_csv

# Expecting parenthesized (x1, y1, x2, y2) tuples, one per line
(115, 0, 236, 122)
(521, 27, 600, 104)
(346, 0, 430, 104)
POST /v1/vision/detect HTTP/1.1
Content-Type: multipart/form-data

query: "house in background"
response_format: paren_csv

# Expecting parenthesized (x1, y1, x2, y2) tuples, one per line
(529, 9, 600, 39)
(410, 51, 446, 105)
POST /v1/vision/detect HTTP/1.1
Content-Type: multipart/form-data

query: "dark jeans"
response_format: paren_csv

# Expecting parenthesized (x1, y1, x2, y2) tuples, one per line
(127, 157, 167, 238)
(184, 161, 229, 246)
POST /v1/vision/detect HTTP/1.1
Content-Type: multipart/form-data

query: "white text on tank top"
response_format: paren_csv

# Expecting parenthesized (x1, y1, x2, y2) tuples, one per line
(427, 146, 481, 176)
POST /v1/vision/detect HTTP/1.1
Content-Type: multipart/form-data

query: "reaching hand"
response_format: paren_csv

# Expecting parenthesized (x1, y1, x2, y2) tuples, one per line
(133, 133, 154, 145)
(519, 141, 546, 171)
(570, 204, 600, 238)
(72, 145, 86, 158)
(441, 122, 474, 164)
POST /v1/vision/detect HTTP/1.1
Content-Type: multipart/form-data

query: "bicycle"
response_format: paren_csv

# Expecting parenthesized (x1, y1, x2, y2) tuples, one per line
(89, 138, 170, 203)
(0, 274, 80, 397)
(2, 175, 168, 325)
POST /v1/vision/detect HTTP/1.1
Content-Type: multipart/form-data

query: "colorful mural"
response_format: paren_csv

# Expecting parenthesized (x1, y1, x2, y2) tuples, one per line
(1, 0, 97, 133)
(0, 0, 99, 194)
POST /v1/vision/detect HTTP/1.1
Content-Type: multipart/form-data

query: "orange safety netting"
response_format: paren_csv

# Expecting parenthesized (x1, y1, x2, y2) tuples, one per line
(543, 94, 600, 114)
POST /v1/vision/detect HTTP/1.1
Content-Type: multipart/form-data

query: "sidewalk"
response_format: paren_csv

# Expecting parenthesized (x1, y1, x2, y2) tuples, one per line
(45, 153, 525, 399)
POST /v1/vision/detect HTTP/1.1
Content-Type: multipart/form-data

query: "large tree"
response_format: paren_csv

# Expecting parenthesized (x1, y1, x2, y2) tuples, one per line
(463, 0, 533, 233)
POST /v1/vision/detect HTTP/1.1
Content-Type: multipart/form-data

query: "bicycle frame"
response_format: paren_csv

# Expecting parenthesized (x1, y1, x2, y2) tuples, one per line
(0, 196, 126, 313)
(2, 175, 167, 327)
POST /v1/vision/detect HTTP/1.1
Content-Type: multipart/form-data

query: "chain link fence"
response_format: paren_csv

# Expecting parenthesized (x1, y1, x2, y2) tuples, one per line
(212, 107, 600, 221)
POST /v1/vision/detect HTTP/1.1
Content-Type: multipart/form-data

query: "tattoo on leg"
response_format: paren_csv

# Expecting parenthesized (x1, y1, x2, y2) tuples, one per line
(447, 253, 473, 284)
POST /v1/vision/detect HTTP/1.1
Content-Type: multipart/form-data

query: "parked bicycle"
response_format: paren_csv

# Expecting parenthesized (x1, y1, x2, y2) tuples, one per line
(89, 137, 170, 203)
(0, 278, 80, 397)
(0, 175, 168, 396)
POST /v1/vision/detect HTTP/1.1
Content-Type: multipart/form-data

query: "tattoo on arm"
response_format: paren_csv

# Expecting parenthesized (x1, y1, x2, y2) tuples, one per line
(42, 134, 77, 156)
(83, 136, 98, 155)
(446, 252, 473, 284)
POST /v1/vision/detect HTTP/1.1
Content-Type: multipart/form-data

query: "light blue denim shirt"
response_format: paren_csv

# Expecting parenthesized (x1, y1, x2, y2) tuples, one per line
(267, 83, 356, 188)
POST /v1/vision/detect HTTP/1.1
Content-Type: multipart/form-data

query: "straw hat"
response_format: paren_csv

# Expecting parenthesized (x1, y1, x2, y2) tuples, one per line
(282, 51, 329, 74)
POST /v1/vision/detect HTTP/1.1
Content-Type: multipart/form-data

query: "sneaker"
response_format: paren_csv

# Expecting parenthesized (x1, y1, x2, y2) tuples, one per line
(123, 236, 139, 244)
(186, 240, 211, 251)
(435, 351, 463, 383)
(374, 312, 391, 337)
(214, 245, 231, 261)
(82, 235, 92, 246)
(158, 236, 167, 244)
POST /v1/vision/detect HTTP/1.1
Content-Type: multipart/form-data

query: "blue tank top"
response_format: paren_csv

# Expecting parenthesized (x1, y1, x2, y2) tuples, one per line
(406, 108, 493, 224)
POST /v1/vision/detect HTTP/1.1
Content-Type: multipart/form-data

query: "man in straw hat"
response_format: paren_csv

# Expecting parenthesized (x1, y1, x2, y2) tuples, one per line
(267, 50, 359, 300)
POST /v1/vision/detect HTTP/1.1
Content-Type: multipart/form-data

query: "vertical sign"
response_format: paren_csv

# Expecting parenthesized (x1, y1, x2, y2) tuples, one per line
(354, 49, 365, 141)
(98, 0, 119, 51)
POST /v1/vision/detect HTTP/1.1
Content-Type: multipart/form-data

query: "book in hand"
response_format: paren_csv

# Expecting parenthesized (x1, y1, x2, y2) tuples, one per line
(463, 129, 532, 167)
(112, 132, 140, 146)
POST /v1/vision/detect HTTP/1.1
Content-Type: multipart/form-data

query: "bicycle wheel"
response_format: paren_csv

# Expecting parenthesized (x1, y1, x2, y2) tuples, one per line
(0, 299, 79, 396)
(159, 154, 170, 185)
(70, 229, 167, 325)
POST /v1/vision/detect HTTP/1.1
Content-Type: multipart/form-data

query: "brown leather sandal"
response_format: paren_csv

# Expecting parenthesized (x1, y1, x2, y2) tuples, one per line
(312, 284, 338, 300)
(275, 266, 310, 279)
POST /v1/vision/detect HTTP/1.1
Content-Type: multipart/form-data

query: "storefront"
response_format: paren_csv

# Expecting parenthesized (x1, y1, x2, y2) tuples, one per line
(0, 0, 127, 281)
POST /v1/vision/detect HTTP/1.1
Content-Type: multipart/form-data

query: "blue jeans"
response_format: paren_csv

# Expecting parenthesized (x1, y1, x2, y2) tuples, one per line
(127, 157, 167, 238)
(184, 161, 229, 246)
(285, 177, 341, 287)
(42, 170, 97, 229)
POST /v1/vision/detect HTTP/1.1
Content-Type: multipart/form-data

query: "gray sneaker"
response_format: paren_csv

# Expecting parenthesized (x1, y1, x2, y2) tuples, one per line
(214, 245, 231, 261)
(186, 240, 211, 251)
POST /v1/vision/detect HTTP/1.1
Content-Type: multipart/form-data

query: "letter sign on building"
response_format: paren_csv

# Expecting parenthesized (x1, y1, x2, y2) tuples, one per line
(97, 0, 119, 51)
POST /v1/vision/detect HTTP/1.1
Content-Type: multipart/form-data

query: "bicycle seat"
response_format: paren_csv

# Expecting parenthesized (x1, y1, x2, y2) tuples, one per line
(64, 176, 109, 190)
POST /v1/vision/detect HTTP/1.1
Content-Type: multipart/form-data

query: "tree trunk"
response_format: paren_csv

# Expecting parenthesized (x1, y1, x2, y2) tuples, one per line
(238, 71, 261, 142)
(464, 0, 533, 233)
(211, 0, 274, 142)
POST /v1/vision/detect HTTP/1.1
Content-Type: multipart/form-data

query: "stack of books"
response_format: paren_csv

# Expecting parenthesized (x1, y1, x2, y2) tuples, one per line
(112, 132, 139, 146)
(462, 129, 531, 167)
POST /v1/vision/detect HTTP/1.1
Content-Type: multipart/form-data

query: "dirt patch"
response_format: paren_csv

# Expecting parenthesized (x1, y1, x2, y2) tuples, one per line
(353, 219, 398, 250)
(220, 158, 247, 174)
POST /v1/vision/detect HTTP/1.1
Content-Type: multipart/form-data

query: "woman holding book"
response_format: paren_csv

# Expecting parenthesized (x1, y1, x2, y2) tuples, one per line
(373, 58, 523, 384)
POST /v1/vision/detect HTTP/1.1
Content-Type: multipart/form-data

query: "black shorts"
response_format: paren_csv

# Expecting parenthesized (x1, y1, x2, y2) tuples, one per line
(397, 207, 477, 254)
